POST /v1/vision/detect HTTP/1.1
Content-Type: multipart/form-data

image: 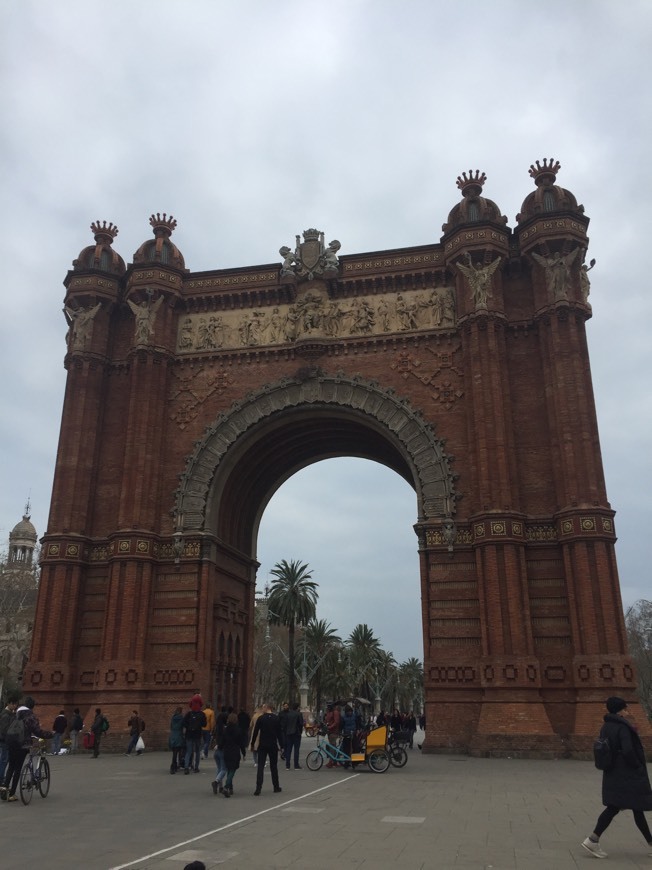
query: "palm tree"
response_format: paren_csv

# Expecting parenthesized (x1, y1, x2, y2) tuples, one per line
(347, 623, 382, 703)
(267, 559, 318, 703)
(375, 649, 398, 711)
(301, 618, 341, 716)
(397, 657, 424, 713)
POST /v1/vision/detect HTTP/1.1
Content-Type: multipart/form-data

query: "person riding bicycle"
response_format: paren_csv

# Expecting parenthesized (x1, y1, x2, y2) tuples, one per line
(0, 697, 52, 803)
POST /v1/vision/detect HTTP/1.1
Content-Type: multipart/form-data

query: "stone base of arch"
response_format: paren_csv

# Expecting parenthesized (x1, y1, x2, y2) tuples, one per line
(422, 694, 566, 758)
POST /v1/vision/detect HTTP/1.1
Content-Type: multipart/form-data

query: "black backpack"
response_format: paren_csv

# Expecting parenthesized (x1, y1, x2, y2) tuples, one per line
(593, 735, 614, 771)
(0, 709, 14, 742)
(6, 712, 27, 746)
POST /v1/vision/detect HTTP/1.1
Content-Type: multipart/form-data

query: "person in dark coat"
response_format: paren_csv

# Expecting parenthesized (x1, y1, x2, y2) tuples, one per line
(582, 696, 652, 859)
(250, 702, 283, 795)
(168, 707, 185, 773)
(1, 697, 52, 802)
(90, 708, 105, 758)
(215, 712, 245, 797)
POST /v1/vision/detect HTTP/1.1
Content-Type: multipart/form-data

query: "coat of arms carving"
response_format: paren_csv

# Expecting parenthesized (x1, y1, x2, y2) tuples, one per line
(279, 229, 341, 281)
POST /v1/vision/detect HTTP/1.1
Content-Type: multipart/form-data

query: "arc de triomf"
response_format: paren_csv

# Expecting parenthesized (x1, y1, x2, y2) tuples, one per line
(27, 159, 647, 755)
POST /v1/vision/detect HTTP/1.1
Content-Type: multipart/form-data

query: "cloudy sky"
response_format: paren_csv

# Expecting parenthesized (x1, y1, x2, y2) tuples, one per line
(1, 1, 650, 663)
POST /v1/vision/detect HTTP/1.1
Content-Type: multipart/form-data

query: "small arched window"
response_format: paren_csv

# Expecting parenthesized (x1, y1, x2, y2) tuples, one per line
(543, 190, 556, 212)
(467, 201, 480, 222)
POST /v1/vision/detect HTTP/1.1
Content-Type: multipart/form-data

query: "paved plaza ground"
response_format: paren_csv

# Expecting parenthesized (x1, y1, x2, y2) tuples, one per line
(1, 736, 651, 869)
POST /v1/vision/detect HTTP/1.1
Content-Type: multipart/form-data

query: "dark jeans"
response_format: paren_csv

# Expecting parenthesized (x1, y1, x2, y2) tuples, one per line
(202, 730, 212, 757)
(284, 733, 302, 768)
(225, 767, 237, 790)
(0, 744, 8, 781)
(256, 745, 280, 791)
(126, 733, 139, 754)
(92, 732, 101, 757)
(185, 736, 201, 771)
(170, 746, 184, 772)
(595, 805, 652, 841)
(3, 744, 28, 795)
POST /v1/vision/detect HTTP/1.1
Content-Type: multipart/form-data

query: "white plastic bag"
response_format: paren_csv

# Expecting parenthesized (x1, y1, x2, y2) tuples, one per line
(136, 736, 145, 752)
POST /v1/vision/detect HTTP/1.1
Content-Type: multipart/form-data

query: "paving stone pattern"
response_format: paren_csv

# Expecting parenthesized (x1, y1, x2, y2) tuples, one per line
(2, 740, 651, 869)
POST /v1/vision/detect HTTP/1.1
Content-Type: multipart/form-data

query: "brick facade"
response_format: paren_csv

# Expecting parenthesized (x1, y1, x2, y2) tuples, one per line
(25, 163, 649, 754)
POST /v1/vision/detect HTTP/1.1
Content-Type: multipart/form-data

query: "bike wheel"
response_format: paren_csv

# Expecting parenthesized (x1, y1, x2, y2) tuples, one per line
(306, 750, 323, 771)
(367, 748, 390, 773)
(37, 757, 51, 798)
(389, 746, 408, 768)
(19, 763, 34, 805)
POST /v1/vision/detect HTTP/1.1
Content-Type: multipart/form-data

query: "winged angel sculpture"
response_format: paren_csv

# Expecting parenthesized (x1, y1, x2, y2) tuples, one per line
(455, 253, 501, 307)
(128, 294, 164, 344)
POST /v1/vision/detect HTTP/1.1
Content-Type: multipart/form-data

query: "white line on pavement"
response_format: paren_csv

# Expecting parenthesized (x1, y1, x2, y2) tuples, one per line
(108, 774, 360, 870)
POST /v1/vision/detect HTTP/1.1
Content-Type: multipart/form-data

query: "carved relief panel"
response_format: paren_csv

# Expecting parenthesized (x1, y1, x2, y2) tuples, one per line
(176, 284, 456, 353)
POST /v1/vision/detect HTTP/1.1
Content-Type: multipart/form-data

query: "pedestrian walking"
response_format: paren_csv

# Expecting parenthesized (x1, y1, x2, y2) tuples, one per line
(215, 712, 246, 797)
(90, 707, 107, 757)
(250, 702, 283, 795)
(0, 696, 18, 781)
(51, 710, 67, 754)
(211, 706, 229, 793)
(69, 708, 83, 753)
(168, 706, 185, 773)
(202, 703, 215, 758)
(182, 701, 206, 773)
(581, 696, 652, 860)
(125, 710, 145, 755)
(283, 702, 304, 770)
(0, 697, 52, 802)
(249, 706, 263, 767)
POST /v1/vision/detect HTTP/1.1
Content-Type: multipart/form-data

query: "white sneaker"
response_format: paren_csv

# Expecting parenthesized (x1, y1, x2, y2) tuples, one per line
(581, 838, 607, 858)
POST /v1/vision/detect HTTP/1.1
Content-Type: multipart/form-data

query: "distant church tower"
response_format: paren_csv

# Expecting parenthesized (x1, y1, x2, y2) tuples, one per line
(7, 500, 38, 568)
(0, 502, 39, 688)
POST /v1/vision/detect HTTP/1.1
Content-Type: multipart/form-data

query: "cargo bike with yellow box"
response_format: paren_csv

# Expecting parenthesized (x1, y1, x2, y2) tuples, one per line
(305, 724, 391, 773)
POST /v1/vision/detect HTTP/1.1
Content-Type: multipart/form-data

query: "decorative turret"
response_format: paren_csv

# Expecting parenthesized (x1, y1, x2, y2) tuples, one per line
(8, 501, 37, 567)
(516, 158, 585, 223)
(71, 220, 125, 275)
(442, 171, 510, 316)
(442, 170, 508, 234)
(133, 213, 185, 270)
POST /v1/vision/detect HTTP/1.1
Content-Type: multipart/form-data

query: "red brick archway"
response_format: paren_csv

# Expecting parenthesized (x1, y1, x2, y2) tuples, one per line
(27, 166, 648, 753)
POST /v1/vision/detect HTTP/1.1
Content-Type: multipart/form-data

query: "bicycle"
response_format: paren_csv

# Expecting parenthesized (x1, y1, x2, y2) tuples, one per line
(387, 729, 409, 768)
(306, 726, 390, 773)
(19, 738, 51, 805)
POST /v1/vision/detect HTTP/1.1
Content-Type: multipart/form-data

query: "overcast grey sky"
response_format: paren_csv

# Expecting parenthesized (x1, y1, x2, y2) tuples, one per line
(1, 1, 650, 663)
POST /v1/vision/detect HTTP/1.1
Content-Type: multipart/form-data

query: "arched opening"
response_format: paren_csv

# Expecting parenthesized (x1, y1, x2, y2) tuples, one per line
(257, 457, 422, 662)
(177, 372, 457, 551)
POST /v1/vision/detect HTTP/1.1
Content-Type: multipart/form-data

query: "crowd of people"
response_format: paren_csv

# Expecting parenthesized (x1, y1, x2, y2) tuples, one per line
(2, 688, 652, 864)
(167, 694, 301, 797)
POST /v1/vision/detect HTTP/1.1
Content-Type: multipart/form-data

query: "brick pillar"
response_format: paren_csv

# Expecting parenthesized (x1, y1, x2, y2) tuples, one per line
(536, 307, 647, 745)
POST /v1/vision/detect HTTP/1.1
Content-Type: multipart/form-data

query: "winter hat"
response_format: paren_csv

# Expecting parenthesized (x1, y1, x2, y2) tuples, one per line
(606, 696, 627, 714)
(23, 696, 36, 709)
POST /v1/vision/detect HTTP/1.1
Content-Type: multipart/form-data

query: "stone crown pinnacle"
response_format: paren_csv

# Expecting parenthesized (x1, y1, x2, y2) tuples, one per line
(149, 212, 177, 237)
(456, 170, 487, 196)
(90, 220, 118, 244)
(529, 158, 561, 185)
